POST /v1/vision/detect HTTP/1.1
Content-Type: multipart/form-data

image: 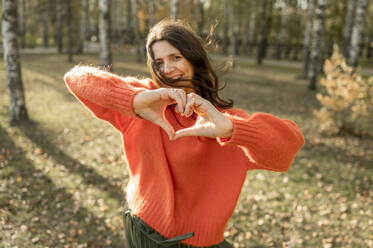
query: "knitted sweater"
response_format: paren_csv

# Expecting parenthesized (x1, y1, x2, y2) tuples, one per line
(64, 66, 305, 247)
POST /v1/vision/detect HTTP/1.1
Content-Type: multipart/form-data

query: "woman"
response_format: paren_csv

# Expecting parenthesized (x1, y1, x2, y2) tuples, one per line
(64, 20, 304, 248)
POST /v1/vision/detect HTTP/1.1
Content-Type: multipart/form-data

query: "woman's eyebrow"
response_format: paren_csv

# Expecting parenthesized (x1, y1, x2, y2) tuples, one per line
(155, 53, 181, 60)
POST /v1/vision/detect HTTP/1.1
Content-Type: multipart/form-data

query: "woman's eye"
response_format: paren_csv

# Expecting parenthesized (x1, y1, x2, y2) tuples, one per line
(155, 61, 163, 67)
(174, 55, 182, 60)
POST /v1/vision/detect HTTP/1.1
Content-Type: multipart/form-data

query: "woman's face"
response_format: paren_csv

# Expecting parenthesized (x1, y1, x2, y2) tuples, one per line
(152, 40, 194, 91)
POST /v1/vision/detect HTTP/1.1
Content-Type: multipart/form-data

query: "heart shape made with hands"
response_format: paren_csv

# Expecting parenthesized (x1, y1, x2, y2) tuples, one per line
(134, 89, 233, 141)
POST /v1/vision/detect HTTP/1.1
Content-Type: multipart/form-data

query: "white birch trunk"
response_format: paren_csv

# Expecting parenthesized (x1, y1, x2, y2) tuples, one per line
(148, 0, 155, 28)
(308, 0, 326, 90)
(171, 0, 178, 21)
(99, 0, 112, 68)
(348, 0, 367, 68)
(2, 0, 28, 125)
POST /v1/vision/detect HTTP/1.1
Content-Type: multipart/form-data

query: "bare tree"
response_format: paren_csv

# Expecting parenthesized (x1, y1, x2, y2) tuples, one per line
(40, 0, 49, 48)
(19, 0, 26, 48)
(126, 0, 134, 43)
(56, 0, 63, 53)
(195, 0, 204, 36)
(171, 0, 178, 21)
(257, 0, 267, 65)
(275, 5, 288, 60)
(148, 0, 155, 28)
(2, 0, 28, 125)
(342, 0, 355, 58)
(99, 0, 112, 68)
(66, 0, 73, 62)
(222, 0, 229, 55)
(308, 0, 326, 90)
(247, 1, 257, 56)
(303, 0, 314, 78)
(348, 0, 367, 68)
(131, 0, 142, 62)
(79, 0, 89, 53)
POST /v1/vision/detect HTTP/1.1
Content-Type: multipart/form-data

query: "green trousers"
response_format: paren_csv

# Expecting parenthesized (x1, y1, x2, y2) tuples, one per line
(123, 211, 233, 248)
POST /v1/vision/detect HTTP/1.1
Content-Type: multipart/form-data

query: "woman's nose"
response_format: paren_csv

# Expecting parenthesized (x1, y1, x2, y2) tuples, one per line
(163, 62, 175, 74)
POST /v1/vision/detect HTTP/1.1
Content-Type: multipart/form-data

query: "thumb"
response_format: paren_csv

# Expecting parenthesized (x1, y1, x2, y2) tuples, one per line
(174, 126, 199, 140)
(156, 120, 175, 140)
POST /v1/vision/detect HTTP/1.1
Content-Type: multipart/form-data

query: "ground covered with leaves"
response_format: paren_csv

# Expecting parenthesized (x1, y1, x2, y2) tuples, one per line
(0, 53, 372, 248)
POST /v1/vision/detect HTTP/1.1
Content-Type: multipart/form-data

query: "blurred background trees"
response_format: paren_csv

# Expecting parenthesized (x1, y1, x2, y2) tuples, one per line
(0, 0, 372, 130)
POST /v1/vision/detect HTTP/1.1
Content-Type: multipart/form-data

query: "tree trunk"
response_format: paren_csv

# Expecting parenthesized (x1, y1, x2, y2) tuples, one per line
(19, 0, 26, 48)
(56, 0, 63, 53)
(131, 0, 142, 62)
(79, 0, 89, 53)
(275, 6, 288, 60)
(222, 0, 229, 55)
(126, 0, 133, 44)
(257, 0, 267, 65)
(42, 0, 49, 48)
(148, 0, 155, 28)
(195, 0, 204, 36)
(2, 0, 29, 125)
(342, 0, 355, 58)
(303, 0, 314, 78)
(348, 0, 367, 68)
(66, 0, 73, 62)
(99, 0, 112, 68)
(247, 1, 256, 56)
(171, 0, 178, 21)
(308, 0, 326, 91)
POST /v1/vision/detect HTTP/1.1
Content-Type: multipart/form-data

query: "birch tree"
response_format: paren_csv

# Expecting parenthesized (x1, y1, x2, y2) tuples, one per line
(308, 0, 326, 90)
(303, 0, 314, 78)
(171, 0, 178, 21)
(131, 0, 142, 62)
(348, 0, 367, 68)
(148, 0, 155, 28)
(2, 0, 29, 125)
(99, 0, 112, 68)
(342, 0, 355, 58)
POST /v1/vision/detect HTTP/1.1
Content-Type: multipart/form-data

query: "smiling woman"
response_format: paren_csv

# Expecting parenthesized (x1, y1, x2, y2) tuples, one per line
(64, 19, 305, 248)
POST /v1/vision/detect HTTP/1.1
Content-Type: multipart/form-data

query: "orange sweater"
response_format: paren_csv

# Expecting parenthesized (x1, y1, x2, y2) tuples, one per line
(64, 66, 305, 247)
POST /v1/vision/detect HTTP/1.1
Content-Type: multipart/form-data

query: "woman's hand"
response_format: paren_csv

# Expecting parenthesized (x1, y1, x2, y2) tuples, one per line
(175, 93, 233, 140)
(133, 88, 187, 140)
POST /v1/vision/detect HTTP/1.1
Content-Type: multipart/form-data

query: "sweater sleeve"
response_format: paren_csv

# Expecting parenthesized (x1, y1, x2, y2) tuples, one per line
(217, 109, 305, 172)
(64, 66, 150, 132)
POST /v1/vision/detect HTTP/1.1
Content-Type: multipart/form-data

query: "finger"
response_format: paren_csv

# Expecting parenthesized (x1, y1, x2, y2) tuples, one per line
(168, 89, 184, 113)
(176, 90, 187, 113)
(184, 96, 195, 117)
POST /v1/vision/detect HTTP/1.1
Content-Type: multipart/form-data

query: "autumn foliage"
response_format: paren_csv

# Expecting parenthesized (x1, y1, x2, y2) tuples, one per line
(313, 45, 373, 137)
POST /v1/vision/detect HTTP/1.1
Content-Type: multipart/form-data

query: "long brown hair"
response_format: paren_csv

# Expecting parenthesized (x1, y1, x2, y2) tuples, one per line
(146, 19, 233, 109)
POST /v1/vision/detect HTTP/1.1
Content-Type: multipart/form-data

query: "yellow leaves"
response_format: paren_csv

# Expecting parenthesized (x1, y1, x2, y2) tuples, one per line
(314, 45, 373, 136)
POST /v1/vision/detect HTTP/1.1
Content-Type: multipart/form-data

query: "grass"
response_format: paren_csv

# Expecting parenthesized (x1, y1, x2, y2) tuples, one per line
(0, 51, 372, 248)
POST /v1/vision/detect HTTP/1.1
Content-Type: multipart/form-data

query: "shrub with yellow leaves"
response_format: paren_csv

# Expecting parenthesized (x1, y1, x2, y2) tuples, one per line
(313, 45, 373, 136)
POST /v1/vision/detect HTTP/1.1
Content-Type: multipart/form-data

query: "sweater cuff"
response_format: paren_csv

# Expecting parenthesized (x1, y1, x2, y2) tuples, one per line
(217, 115, 262, 148)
